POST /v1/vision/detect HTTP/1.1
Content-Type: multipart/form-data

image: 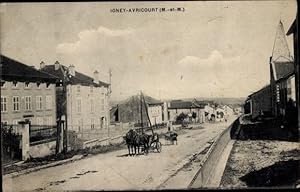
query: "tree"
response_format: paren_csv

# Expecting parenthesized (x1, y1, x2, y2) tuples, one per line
(176, 113, 188, 123)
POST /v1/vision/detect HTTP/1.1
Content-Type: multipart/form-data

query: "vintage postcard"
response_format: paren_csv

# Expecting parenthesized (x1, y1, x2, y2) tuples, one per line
(1, 1, 299, 191)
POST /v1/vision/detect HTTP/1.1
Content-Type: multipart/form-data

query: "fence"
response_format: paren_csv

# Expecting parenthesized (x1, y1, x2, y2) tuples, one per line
(29, 125, 57, 145)
(67, 122, 168, 150)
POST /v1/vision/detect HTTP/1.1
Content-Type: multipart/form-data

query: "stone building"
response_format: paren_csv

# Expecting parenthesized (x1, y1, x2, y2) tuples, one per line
(167, 99, 206, 123)
(41, 61, 110, 132)
(1, 55, 57, 126)
(147, 102, 164, 125)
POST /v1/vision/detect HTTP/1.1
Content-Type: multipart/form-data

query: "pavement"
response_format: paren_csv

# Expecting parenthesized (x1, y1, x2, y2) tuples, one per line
(220, 139, 300, 188)
(3, 118, 235, 191)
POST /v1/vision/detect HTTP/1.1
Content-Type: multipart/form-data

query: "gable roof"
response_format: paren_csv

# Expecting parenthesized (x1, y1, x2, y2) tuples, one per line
(0, 55, 58, 83)
(271, 61, 294, 81)
(41, 64, 109, 87)
(247, 84, 271, 99)
(169, 99, 205, 109)
(271, 21, 293, 63)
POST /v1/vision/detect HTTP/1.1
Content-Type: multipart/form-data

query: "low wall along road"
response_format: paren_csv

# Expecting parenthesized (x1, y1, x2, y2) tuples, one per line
(188, 117, 239, 188)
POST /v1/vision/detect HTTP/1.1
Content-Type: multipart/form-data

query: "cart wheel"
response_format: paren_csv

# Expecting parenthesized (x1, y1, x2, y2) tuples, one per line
(156, 142, 162, 153)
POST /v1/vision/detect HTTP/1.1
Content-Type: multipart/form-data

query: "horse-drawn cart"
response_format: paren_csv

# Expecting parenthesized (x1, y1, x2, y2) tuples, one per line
(164, 131, 178, 145)
(149, 133, 162, 153)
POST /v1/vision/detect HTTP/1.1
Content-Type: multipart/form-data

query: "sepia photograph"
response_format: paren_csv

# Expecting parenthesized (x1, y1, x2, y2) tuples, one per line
(0, 0, 299, 191)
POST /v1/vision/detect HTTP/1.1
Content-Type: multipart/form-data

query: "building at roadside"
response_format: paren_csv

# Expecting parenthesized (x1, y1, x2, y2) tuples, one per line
(270, 21, 296, 118)
(287, 15, 299, 141)
(147, 102, 164, 125)
(41, 61, 110, 132)
(167, 99, 206, 123)
(1, 55, 58, 126)
(244, 85, 272, 119)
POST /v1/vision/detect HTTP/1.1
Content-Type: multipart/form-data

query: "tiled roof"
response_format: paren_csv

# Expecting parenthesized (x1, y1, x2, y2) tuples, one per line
(248, 84, 270, 98)
(169, 100, 205, 109)
(0, 55, 58, 83)
(148, 102, 163, 106)
(41, 64, 109, 87)
(271, 61, 294, 81)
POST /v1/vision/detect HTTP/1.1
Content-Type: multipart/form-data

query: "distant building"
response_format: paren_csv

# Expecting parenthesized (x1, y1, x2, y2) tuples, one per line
(1, 55, 57, 126)
(41, 61, 110, 132)
(167, 99, 206, 123)
(204, 103, 215, 120)
(223, 105, 234, 116)
(109, 94, 160, 127)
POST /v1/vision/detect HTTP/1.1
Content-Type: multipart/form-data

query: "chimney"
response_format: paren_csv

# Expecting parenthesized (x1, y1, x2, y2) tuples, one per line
(54, 61, 60, 70)
(68, 65, 75, 76)
(40, 61, 45, 69)
(93, 70, 99, 84)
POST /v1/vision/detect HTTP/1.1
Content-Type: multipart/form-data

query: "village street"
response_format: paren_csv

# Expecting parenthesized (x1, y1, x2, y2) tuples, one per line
(3, 117, 236, 191)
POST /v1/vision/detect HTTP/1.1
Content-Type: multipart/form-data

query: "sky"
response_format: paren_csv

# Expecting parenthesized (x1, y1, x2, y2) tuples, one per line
(0, 1, 297, 101)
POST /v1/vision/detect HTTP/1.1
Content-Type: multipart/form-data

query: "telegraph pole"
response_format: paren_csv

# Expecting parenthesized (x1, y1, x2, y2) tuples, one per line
(140, 91, 143, 133)
(107, 68, 112, 137)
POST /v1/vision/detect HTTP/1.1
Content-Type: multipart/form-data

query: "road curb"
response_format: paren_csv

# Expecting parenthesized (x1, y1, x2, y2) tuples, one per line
(2, 126, 170, 180)
(188, 118, 239, 188)
(156, 138, 216, 189)
(3, 155, 84, 180)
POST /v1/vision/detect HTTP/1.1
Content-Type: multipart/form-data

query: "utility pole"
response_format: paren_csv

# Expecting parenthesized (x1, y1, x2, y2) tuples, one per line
(140, 91, 143, 133)
(108, 68, 112, 138)
(142, 92, 154, 135)
(63, 70, 68, 153)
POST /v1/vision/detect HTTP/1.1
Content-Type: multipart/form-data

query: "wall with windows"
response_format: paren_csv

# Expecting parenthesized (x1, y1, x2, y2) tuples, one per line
(1, 81, 56, 126)
(66, 84, 110, 132)
(148, 105, 163, 125)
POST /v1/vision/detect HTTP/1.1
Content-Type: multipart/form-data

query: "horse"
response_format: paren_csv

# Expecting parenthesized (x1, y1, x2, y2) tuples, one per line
(124, 129, 151, 155)
(165, 131, 178, 145)
(123, 129, 136, 156)
(132, 131, 151, 155)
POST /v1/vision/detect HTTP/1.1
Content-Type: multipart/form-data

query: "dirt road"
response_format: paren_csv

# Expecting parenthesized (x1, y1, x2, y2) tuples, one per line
(3, 118, 236, 191)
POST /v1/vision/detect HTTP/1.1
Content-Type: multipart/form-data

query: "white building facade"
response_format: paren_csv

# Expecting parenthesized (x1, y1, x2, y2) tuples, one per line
(41, 62, 110, 132)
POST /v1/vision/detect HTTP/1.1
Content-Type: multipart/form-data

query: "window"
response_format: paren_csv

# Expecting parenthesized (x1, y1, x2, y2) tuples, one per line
(12, 81, 18, 88)
(77, 85, 80, 93)
(36, 117, 44, 125)
(46, 116, 53, 126)
(12, 96, 20, 112)
(1, 121, 8, 125)
(76, 98, 81, 113)
(91, 118, 95, 130)
(77, 119, 82, 131)
(1, 96, 7, 112)
(90, 99, 94, 113)
(276, 85, 280, 103)
(36, 96, 42, 110)
(1, 82, 5, 88)
(13, 119, 21, 125)
(25, 96, 32, 111)
(25, 82, 30, 89)
(46, 95, 52, 110)
(36, 117, 43, 125)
